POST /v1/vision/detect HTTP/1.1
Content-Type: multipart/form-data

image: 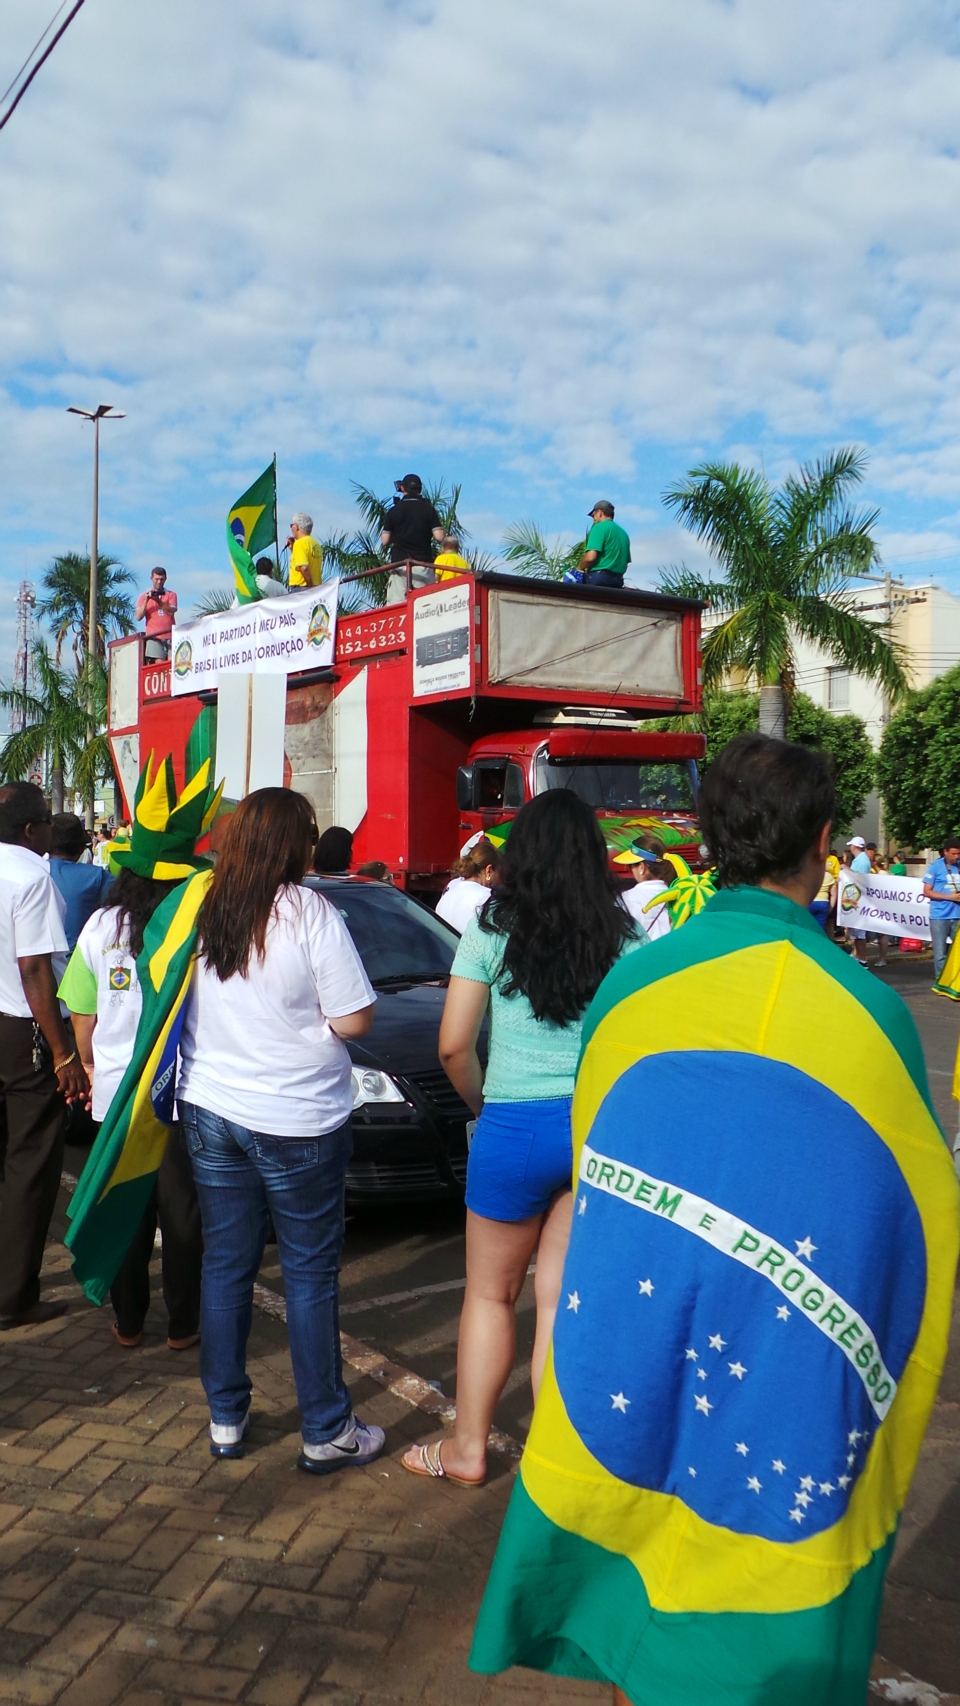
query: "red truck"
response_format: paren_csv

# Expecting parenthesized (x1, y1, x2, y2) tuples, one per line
(107, 568, 705, 888)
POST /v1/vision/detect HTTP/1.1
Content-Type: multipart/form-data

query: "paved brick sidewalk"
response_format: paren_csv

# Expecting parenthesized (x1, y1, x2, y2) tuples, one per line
(0, 1228, 956, 1705)
(0, 1235, 607, 1706)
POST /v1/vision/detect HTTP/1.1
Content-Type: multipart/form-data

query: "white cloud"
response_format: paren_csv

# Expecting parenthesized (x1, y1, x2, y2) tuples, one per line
(4, 0, 960, 659)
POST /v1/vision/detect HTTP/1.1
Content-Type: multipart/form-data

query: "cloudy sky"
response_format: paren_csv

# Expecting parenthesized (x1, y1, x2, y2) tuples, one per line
(3, 0, 960, 669)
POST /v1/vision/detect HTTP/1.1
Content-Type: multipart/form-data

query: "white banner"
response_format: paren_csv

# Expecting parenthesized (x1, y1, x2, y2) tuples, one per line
(836, 869, 930, 940)
(170, 582, 339, 697)
(412, 581, 472, 698)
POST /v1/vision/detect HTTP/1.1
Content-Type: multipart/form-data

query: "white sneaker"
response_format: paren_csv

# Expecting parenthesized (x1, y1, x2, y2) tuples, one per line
(298, 1415, 385, 1476)
(209, 1416, 249, 1459)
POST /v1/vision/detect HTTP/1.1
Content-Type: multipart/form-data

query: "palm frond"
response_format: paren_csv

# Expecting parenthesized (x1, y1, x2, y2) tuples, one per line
(193, 588, 235, 617)
(662, 462, 773, 590)
(502, 521, 582, 580)
(791, 595, 911, 702)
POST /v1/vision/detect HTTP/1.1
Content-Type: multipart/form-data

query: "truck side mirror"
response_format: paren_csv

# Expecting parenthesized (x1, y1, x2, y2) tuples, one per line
(456, 766, 474, 811)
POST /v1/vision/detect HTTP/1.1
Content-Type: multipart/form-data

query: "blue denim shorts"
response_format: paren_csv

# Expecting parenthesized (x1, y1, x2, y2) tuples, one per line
(465, 1098, 573, 1222)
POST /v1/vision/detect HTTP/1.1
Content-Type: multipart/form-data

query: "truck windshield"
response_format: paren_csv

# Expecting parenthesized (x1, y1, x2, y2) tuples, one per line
(534, 754, 698, 813)
(303, 877, 459, 988)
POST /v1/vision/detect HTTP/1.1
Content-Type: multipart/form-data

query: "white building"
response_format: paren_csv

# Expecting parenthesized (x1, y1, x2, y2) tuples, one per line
(792, 578, 960, 846)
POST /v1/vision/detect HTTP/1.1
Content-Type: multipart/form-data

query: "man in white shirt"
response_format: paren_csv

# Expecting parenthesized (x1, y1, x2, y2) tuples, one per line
(0, 784, 89, 1327)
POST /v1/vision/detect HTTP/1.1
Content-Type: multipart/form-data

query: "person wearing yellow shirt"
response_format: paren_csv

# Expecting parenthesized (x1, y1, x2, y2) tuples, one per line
(809, 849, 840, 934)
(434, 535, 471, 583)
(287, 513, 324, 589)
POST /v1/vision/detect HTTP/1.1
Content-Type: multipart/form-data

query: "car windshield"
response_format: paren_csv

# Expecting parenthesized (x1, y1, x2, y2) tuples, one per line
(534, 754, 698, 812)
(304, 878, 459, 987)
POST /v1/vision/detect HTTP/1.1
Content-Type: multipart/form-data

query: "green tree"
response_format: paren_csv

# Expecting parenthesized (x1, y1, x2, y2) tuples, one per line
(654, 687, 874, 837)
(876, 664, 960, 849)
(0, 643, 113, 814)
(35, 551, 135, 668)
(659, 449, 907, 737)
(501, 521, 588, 581)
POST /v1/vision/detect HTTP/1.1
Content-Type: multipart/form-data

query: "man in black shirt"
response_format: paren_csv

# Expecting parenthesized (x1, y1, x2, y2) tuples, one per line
(380, 475, 444, 564)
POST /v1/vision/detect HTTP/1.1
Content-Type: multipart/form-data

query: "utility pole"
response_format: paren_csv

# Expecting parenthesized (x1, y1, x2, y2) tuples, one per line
(67, 404, 125, 825)
(12, 581, 36, 733)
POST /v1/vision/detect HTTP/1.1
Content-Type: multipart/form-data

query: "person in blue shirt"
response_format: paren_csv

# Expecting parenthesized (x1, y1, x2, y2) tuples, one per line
(47, 814, 113, 955)
(845, 835, 874, 966)
(923, 836, 960, 982)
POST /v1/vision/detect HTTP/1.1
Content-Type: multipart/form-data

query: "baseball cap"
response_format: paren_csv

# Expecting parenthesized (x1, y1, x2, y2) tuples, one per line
(846, 836, 866, 849)
(588, 500, 615, 517)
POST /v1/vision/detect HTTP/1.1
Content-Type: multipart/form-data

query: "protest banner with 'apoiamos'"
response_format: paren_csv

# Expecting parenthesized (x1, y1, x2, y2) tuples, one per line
(836, 869, 930, 940)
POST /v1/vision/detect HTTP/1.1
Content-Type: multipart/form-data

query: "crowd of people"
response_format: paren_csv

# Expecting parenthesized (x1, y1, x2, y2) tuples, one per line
(1, 732, 959, 1705)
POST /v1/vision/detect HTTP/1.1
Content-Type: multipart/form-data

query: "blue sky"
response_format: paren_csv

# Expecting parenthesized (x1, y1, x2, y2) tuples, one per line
(3, 0, 960, 675)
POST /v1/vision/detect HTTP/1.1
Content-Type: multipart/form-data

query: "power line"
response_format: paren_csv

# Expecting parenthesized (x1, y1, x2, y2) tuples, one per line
(0, 0, 87, 134)
(0, 0, 71, 106)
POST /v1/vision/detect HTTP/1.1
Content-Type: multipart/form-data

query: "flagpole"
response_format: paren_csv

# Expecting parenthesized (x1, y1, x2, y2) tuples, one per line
(272, 454, 281, 578)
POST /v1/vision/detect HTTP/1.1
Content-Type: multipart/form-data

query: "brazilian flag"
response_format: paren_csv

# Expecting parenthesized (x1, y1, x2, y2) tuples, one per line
(227, 458, 277, 605)
(64, 870, 212, 1303)
(471, 886, 959, 1706)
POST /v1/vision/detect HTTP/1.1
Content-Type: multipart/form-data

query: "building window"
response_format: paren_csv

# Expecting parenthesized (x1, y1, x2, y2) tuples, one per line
(827, 667, 850, 710)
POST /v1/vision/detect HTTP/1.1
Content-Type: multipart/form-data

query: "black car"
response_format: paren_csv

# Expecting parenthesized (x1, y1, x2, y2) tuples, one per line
(302, 875, 482, 1204)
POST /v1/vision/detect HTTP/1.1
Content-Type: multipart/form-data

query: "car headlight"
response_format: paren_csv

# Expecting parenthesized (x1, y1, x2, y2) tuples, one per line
(351, 1068, 407, 1107)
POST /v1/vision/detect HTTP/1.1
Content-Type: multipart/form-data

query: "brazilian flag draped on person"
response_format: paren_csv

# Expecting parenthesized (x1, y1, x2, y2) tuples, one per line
(62, 750, 222, 1304)
(470, 887, 959, 1706)
(227, 458, 278, 605)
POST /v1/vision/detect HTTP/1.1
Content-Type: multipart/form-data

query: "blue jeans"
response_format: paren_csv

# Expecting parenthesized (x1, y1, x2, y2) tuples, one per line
(178, 1103, 354, 1444)
(583, 568, 625, 589)
(930, 917, 956, 980)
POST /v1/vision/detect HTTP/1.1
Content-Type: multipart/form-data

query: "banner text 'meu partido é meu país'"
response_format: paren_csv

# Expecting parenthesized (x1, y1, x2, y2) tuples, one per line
(836, 869, 930, 940)
(169, 582, 339, 696)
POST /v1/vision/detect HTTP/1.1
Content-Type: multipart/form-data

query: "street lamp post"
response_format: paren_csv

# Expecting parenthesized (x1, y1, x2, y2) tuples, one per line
(67, 403, 125, 824)
(67, 403, 125, 666)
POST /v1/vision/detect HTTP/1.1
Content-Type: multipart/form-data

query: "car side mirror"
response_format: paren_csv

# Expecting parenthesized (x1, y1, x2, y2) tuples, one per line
(456, 766, 474, 811)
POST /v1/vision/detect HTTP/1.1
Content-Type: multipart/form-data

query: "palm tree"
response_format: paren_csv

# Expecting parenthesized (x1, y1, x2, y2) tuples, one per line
(502, 521, 588, 581)
(193, 587, 235, 617)
(36, 552, 135, 669)
(0, 642, 111, 813)
(658, 448, 908, 736)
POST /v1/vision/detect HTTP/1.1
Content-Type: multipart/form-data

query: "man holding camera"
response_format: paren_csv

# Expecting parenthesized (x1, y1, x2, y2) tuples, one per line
(380, 475, 444, 566)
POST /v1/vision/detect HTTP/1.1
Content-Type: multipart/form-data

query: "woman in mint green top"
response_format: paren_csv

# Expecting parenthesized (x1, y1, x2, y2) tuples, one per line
(403, 791, 644, 1489)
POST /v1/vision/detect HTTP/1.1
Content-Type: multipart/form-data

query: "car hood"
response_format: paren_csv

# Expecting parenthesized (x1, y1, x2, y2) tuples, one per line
(347, 982, 486, 1078)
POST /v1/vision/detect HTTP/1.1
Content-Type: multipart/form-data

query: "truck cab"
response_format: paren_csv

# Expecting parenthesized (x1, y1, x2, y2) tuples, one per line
(457, 721, 706, 869)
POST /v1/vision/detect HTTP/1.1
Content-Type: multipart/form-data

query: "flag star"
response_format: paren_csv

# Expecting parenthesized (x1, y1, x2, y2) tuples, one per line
(697, 1368, 708, 1380)
(567, 1292, 581, 1314)
(638, 1279, 654, 1297)
(847, 1429, 862, 1445)
(837, 1475, 851, 1489)
(728, 1361, 747, 1380)
(746, 1476, 762, 1493)
(794, 1236, 818, 1260)
(794, 1490, 812, 1508)
(776, 1305, 791, 1321)
(819, 1482, 834, 1496)
(772, 1459, 786, 1474)
(735, 1441, 749, 1456)
(798, 1475, 815, 1491)
(577, 1196, 587, 1216)
(694, 1393, 713, 1416)
(611, 1392, 630, 1413)
(789, 1507, 806, 1524)
(685, 1348, 699, 1361)
(688, 1466, 697, 1477)
(708, 1333, 727, 1352)
(846, 1453, 856, 1466)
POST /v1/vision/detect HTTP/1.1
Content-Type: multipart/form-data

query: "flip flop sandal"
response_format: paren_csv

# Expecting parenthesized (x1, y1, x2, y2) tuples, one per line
(111, 1323, 142, 1348)
(402, 1438, 485, 1488)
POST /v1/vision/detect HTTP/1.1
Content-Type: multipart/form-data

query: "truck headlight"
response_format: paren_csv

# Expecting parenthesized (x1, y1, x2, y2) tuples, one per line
(351, 1068, 407, 1107)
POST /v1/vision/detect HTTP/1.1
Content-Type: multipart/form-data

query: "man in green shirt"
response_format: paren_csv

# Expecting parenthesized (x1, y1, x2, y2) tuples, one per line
(579, 500, 631, 587)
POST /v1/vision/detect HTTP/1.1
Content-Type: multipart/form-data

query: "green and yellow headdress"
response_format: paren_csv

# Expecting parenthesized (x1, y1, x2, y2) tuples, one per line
(108, 752, 223, 881)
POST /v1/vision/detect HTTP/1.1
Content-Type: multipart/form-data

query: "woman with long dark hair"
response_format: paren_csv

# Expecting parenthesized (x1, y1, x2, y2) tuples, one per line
(177, 788, 382, 1471)
(403, 790, 644, 1487)
(63, 863, 205, 1349)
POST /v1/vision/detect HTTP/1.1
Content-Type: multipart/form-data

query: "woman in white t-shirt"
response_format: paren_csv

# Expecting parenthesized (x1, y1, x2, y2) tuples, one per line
(613, 840, 673, 941)
(435, 835, 500, 933)
(60, 868, 204, 1351)
(177, 787, 384, 1474)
